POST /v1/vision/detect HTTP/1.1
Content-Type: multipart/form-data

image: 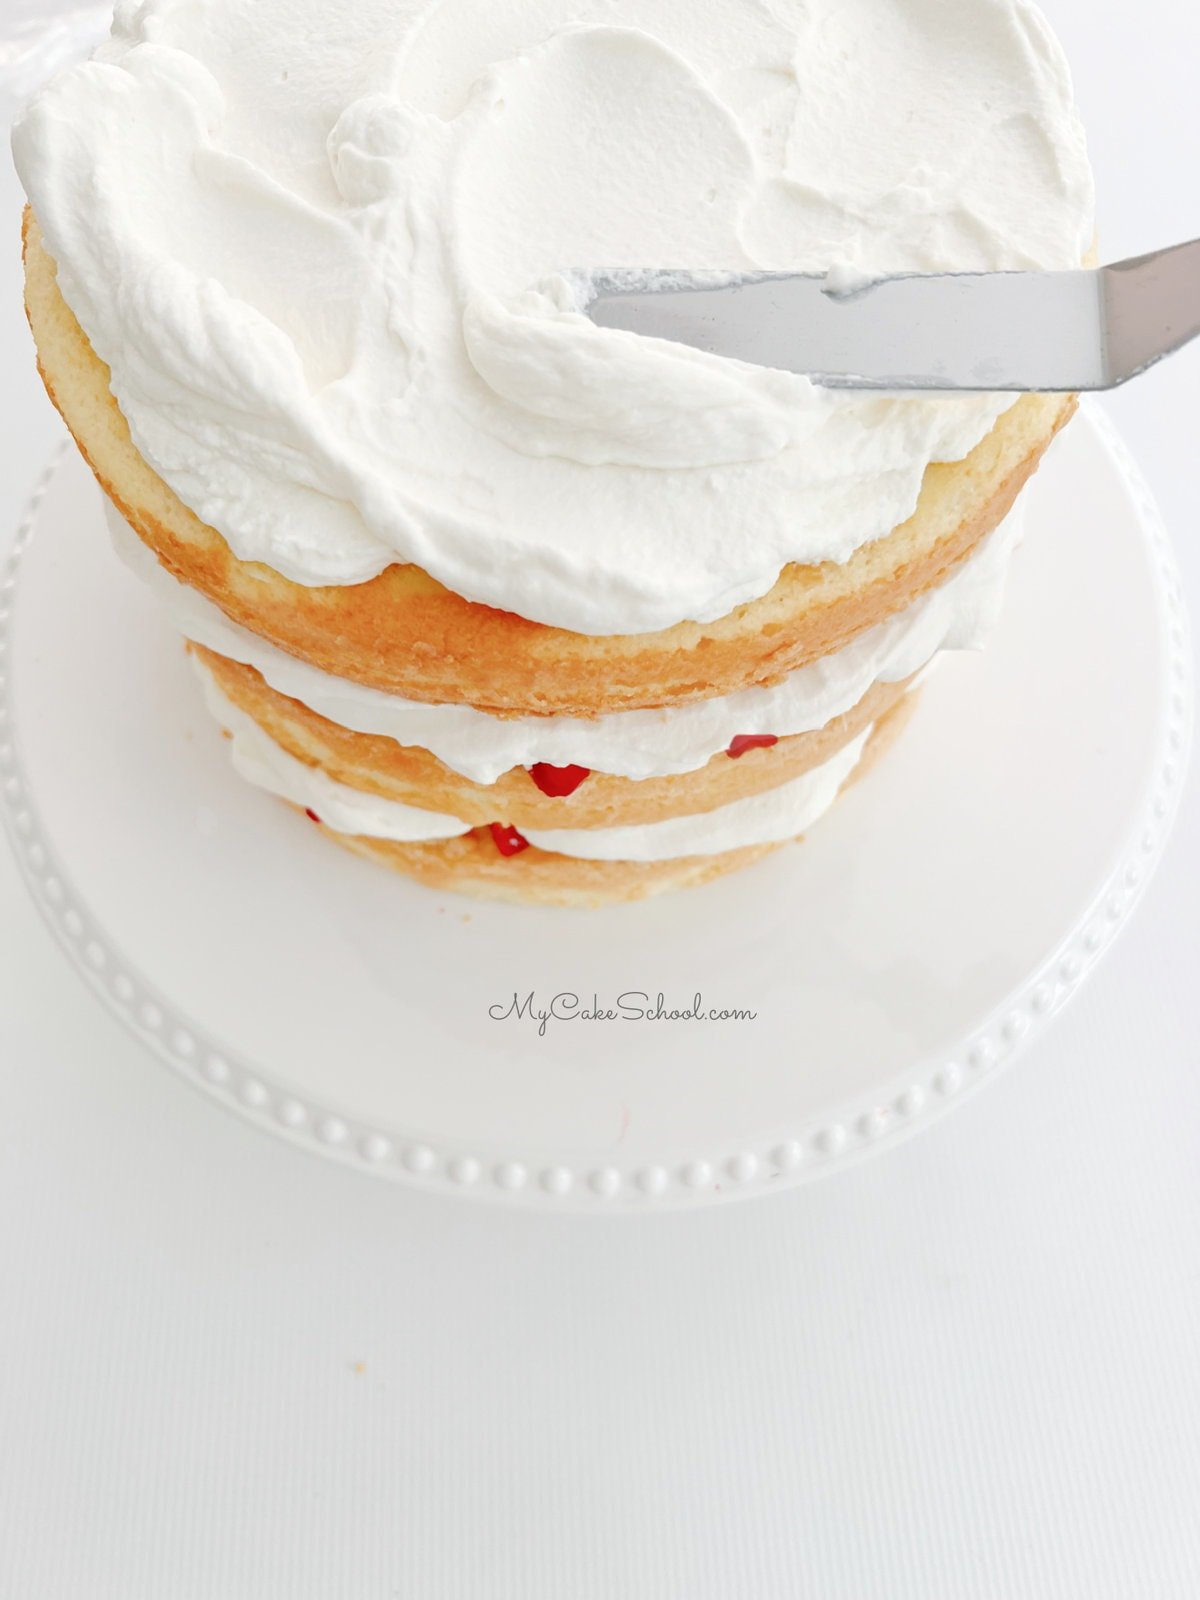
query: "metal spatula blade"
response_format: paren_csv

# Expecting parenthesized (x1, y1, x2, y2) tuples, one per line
(582, 242, 1200, 392)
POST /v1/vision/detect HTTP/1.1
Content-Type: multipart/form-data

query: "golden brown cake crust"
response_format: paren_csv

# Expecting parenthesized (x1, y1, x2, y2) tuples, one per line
(303, 696, 916, 907)
(335, 828, 787, 908)
(23, 209, 1074, 717)
(194, 642, 912, 828)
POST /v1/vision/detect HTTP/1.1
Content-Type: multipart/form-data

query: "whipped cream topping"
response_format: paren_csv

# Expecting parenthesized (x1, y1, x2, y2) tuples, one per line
(197, 664, 871, 863)
(17, 0, 1092, 635)
(111, 499, 1020, 784)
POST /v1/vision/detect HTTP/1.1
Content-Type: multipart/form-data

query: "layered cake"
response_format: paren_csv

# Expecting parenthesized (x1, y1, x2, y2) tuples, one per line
(13, 0, 1094, 905)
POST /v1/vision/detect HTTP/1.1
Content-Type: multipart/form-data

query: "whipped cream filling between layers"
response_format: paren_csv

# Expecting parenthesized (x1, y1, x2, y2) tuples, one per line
(109, 499, 1021, 784)
(16, 0, 1093, 635)
(197, 664, 872, 863)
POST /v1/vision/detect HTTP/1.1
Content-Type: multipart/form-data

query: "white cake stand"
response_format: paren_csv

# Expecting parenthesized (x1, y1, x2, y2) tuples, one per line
(0, 404, 1191, 1210)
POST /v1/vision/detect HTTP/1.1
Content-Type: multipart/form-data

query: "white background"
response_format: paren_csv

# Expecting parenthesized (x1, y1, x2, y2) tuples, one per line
(1, 4, 1198, 1595)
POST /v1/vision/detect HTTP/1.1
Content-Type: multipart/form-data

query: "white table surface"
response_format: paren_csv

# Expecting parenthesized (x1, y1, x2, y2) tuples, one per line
(1, 5, 1198, 1596)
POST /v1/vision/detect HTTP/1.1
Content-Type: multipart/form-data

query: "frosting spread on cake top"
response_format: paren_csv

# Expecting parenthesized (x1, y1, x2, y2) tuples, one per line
(15, 0, 1092, 634)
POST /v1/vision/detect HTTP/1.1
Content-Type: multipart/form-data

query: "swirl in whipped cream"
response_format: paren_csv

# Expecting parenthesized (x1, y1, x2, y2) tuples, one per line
(109, 499, 1021, 784)
(198, 665, 873, 863)
(15, 0, 1092, 634)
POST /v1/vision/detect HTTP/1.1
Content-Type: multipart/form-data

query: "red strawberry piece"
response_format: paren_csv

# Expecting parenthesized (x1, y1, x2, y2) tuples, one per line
(489, 822, 530, 858)
(304, 808, 322, 824)
(529, 762, 591, 797)
(727, 734, 780, 760)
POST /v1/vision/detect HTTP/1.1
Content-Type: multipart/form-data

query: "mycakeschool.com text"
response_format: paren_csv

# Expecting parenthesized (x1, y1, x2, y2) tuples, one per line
(488, 992, 759, 1038)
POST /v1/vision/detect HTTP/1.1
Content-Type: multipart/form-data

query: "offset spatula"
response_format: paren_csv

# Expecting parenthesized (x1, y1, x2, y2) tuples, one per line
(582, 241, 1200, 391)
